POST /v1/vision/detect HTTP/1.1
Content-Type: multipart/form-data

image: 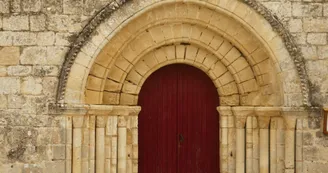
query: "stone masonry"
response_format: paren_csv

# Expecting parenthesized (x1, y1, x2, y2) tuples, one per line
(0, 0, 328, 173)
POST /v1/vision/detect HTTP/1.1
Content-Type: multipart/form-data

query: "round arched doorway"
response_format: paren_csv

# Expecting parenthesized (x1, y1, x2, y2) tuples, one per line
(138, 64, 220, 173)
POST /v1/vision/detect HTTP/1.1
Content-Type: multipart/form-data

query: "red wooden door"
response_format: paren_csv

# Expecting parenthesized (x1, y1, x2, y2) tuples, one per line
(138, 64, 219, 173)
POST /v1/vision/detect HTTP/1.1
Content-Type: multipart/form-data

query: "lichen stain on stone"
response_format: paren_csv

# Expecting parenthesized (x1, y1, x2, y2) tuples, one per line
(7, 144, 26, 161)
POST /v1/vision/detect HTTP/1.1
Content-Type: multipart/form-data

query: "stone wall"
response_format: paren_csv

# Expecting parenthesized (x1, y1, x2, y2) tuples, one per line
(0, 0, 328, 173)
(258, 0, 328, 172)
(0, 0, 114, 172)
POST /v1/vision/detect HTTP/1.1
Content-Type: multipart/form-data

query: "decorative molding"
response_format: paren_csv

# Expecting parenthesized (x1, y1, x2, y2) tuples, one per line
(49, 103, 141, 116)
(242, 0, 310, 107)
(56, 0, 129, 106)
(56, 0, 311, 107)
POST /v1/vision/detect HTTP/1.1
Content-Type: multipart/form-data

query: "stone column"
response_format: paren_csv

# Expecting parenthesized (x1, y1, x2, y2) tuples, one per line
(232, 107, 254, 173)
(282, 108, 304, 173)
(118, 116, 127, 173)
(246, 116, 259, 173)
(217, 106, 232, 173)
(256, 107, 281, 173)
(96, 116, 108, 173)
(81, 116, 89, 173)
(131, 115, 138, 173)
(270, 118, 278, 173)
(89, 116, 96, 173)
(276, 118, 285, 173)
(72, 116, 85, 173)
(295, 119, 303, 173)
(66, 116, 73, 173)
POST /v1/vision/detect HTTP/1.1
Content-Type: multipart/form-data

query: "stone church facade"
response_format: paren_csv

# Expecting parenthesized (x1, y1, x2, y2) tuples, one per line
(0, 0, 328, 173)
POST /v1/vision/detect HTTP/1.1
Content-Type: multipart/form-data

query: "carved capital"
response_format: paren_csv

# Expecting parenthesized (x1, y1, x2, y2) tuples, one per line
(232, 107, 255, 128)
(96, 116, 108, 128)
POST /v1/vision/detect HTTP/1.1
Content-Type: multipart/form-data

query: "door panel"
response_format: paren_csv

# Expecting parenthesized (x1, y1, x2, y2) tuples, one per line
(138, 64, 219, 173)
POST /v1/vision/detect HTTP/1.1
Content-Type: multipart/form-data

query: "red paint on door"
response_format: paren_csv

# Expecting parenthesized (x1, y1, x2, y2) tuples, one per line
(138, 64, 220, 173)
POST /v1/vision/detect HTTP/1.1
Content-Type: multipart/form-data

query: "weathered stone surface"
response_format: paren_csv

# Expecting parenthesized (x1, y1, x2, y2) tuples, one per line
(3, 15, 28, 31)
(22, 0, 41, 12)
(21, 77, 43, 95)
(13, 32, 37, 46)
(20, 46, 67, 65)
(8, 66, 32, 76)
(47, 15, 82, 32)
(0, 0, 9, 13)
(0, 47, 19, 65)
(33, 66, 59, 76)
(0, 94, 7, 109)
(8, 94, 25, 109)
(37, 32, 55, 46)
(30, 14, 46, 31)
(0, 31, 13, 46)
(0, 77, 20, 94)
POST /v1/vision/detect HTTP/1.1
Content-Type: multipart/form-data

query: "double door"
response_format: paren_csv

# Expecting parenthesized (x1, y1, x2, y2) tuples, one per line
(138, 64, 220, 173)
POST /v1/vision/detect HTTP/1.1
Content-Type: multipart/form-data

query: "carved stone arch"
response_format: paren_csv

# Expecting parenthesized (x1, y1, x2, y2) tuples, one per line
(55, 1, 311, 173)
(56, 0, 310, 107)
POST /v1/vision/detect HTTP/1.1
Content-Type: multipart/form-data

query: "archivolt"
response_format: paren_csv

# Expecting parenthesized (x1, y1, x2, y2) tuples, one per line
(57, 0, 309, 107)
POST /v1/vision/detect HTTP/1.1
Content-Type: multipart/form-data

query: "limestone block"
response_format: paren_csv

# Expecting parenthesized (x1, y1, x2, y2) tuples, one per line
(217, 41, 233, 57)
(288, 19, 303, 33)
(223, 47, 241, 65)
(108, 66, 127, 83)
(37, 32, 55, 46)
(307, 33, 327, 45)
(0, 31, 13, 46)
(303, 18, 328, 32)
(55, 32, 74, 46)
(102, 91, 119, 105)
(203, 54, 218, 69)
(8, 94, 25, 109)
(134, 61, 149, 76)
(0, 77, 20, 94)
(21, 77, 43, 95)
(0, 0, 9, 13)
(229, 57, 248, 74)
(104, 79, 122, 92)
(86, 76, 103, 91)
(115, 57, 132, 72)
(33, 66, 59, 77)
(148, 26, 165, 43)
(42, 77, 58, 98)
(52, 145, 66, 160)
(8, 66, 32, 76)
(30, 14, 46, 31)
(22, 0, 41, 12)
(21, 46, 67, 65)
(185, 45, 198, 61)
(48, 15, 82, 32)
(292, 2, 322, 17)
(42, 0, 63, 13)
(126, 69, 141, 85)
(13, 32, 37, 46)
(0, 94, 7, 109)
(63, 0, 83, 14)
(85, 90, 102, 104)
(0, 47, 19, 65)
(0, 66, 6, 76)
(153, 48, 167, 63)
(3, 15, 28, 31)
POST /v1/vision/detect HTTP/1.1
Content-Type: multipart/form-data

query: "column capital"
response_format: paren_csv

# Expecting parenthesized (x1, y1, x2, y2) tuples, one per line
(96, 116, 108, 128)
(73, 116, 85, 128)
(281, 107, 308, 130)
(217, 106, 232, 116)
(232, 107, 255, 128)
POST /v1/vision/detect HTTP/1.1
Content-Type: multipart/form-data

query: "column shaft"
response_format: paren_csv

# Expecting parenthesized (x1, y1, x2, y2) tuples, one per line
(118, 116, 127, 173)
(72, 116, 84, 173)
